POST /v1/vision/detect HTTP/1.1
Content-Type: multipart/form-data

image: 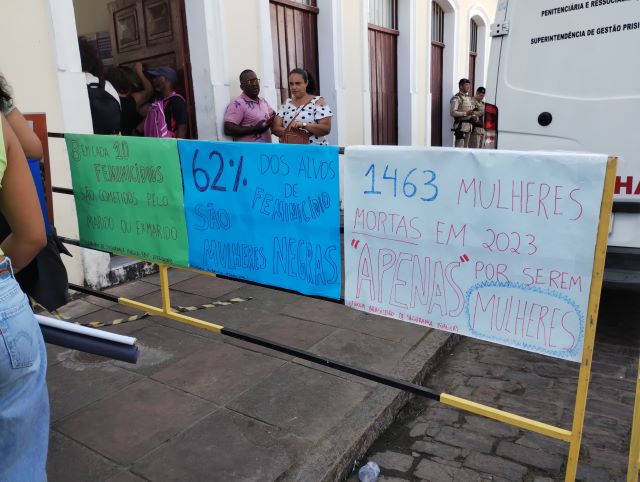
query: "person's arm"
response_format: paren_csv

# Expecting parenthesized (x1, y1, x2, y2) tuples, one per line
(470, 99, 483, 118)
(0, 116, 46, 270)
(288, 98, 332, 137)
(224, 117, 273, 138)
(172, 98, 189, 139)
(130, 62, 154, 109)
(290, 117, 331, 137)
(176, 123, 188, 139)
(5, 107, 43, 160)
(271, 115, 285, 138)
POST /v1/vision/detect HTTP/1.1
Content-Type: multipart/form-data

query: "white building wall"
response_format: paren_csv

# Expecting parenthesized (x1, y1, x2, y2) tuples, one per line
(0, 0, 497, 288)
(185, 0, 229, 141)
(0, 0, 106, 287)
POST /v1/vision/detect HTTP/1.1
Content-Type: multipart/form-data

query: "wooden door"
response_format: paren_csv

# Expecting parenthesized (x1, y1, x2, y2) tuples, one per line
(108, 0, 197, 138)
(431, 2, 445, 146)
(431, 42, 444, 146)
(369, 25, 398, 145)
(369, 0, 398, 145)
(270, 0, 320, 107)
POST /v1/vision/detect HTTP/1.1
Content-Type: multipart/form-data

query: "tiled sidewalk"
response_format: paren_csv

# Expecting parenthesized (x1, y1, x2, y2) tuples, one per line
(45, 269, 456, 481)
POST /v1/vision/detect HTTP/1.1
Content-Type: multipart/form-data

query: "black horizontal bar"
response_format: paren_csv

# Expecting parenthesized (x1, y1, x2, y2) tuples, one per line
(221, 326, 441, 401)
(613, 201, 640, 214)
(68, 283, 119, 303)
(60, 241, 438, 397)
(53, 186, 74, 195)
(606, 245, 640, 256)
(59, 236, 81, 247)
(48, 131, 345, 153)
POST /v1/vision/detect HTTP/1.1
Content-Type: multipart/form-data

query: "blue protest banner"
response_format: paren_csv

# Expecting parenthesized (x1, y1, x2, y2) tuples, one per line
(178, 141, 341, 299)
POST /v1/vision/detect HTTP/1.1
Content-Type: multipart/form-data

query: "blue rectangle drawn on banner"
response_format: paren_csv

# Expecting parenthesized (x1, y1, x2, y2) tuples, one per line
(178, 140, 341, 299)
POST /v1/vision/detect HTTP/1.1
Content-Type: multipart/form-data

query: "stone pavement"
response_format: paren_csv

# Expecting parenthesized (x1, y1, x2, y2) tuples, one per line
(44, 268, 458, 481)
(357, 287, 640, 482)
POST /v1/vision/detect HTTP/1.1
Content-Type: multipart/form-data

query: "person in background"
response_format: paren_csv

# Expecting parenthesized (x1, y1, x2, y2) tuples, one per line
(450, 78, 475, 148)
(145, 66, 188, 139)
(0, 74, 42, 160)
(79, 39, 121, 135)
(105, 62, 154, 136)
(469, 86, 486, 149)
(271, 68, 333, 145)
(0, 115, 48, 481)
(224, 69, 275, 142)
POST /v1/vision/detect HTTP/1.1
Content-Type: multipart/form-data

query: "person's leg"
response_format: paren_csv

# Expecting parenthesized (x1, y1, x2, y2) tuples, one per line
(0, 258, 49, 482)
(463, 131, 472, 148)
(454, 130, 465, 147)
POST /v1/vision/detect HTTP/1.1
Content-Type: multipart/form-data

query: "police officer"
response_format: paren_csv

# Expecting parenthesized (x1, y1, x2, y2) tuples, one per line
(450, 78, 475, 148)
(469, 86, 486, 149)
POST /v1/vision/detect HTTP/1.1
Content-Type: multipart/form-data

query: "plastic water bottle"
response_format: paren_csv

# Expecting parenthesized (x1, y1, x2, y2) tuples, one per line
(358, 461, 380, 482)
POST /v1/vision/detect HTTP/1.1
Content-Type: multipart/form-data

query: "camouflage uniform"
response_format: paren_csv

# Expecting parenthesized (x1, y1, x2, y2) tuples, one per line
(469, 97, 485, 149)
(450, 92, 475, 147)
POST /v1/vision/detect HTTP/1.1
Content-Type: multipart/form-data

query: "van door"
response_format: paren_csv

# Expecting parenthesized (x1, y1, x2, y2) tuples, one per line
(486, 0, 640, 249)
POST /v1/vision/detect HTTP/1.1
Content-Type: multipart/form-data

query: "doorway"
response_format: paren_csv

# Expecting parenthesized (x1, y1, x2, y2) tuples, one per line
(368, 0, 399, 146)
(269, 0, 320, 107)
(430, 2, 445, 146)
(74, 0, 197, 138)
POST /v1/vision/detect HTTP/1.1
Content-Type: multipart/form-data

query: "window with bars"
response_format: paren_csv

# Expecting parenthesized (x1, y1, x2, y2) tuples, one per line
(470, 19, 478, 54)
(432, 3, 445, 43)
(369, 0, 398, 30)
(469, 19, 479, 90)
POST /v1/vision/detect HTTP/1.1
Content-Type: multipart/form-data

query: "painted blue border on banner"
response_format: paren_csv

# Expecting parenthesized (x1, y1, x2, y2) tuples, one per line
(178, 140, 341, 299)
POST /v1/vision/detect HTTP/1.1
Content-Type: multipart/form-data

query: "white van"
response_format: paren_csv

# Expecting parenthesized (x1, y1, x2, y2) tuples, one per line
(485, 0, 640, 285)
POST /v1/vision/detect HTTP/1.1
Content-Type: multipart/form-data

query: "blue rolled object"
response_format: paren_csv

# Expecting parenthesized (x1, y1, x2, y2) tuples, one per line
(40, 325, 140, 364)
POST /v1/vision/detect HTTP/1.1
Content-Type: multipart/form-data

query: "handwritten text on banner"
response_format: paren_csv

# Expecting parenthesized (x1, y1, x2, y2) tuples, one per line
(343, 147, 607, 362)
(66, 135, 189, 266)
(178, 141, 341, 299)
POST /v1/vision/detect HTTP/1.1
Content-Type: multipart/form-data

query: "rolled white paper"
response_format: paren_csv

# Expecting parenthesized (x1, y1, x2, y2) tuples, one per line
(35, 314, 137, 346)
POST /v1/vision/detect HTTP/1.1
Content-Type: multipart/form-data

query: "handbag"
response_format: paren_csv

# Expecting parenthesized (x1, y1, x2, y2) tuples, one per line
(281, 101, 311, 145)
(0, 217, 71, 311)
(282, 128, 310, 145)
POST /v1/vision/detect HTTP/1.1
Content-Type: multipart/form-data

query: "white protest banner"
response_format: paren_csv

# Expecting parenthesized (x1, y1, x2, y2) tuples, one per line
(344, 147, 608, 362)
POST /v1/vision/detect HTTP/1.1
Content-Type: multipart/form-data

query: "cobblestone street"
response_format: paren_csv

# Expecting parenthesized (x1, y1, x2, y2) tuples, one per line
(356, 288, 640, 482)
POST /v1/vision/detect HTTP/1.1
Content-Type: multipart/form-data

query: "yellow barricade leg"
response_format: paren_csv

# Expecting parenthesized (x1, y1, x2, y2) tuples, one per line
(628, 359, 640, 482)
(159, 264, 171, 314)
(118, 263, 223, 335)
(565, 158, 616, 482)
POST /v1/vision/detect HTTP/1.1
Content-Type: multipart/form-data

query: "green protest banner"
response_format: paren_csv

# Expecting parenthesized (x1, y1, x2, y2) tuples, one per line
(66, 134, 189, 267)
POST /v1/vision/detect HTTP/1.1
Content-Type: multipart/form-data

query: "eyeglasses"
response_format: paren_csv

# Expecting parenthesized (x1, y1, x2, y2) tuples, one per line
(242, 78, 260, 86)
